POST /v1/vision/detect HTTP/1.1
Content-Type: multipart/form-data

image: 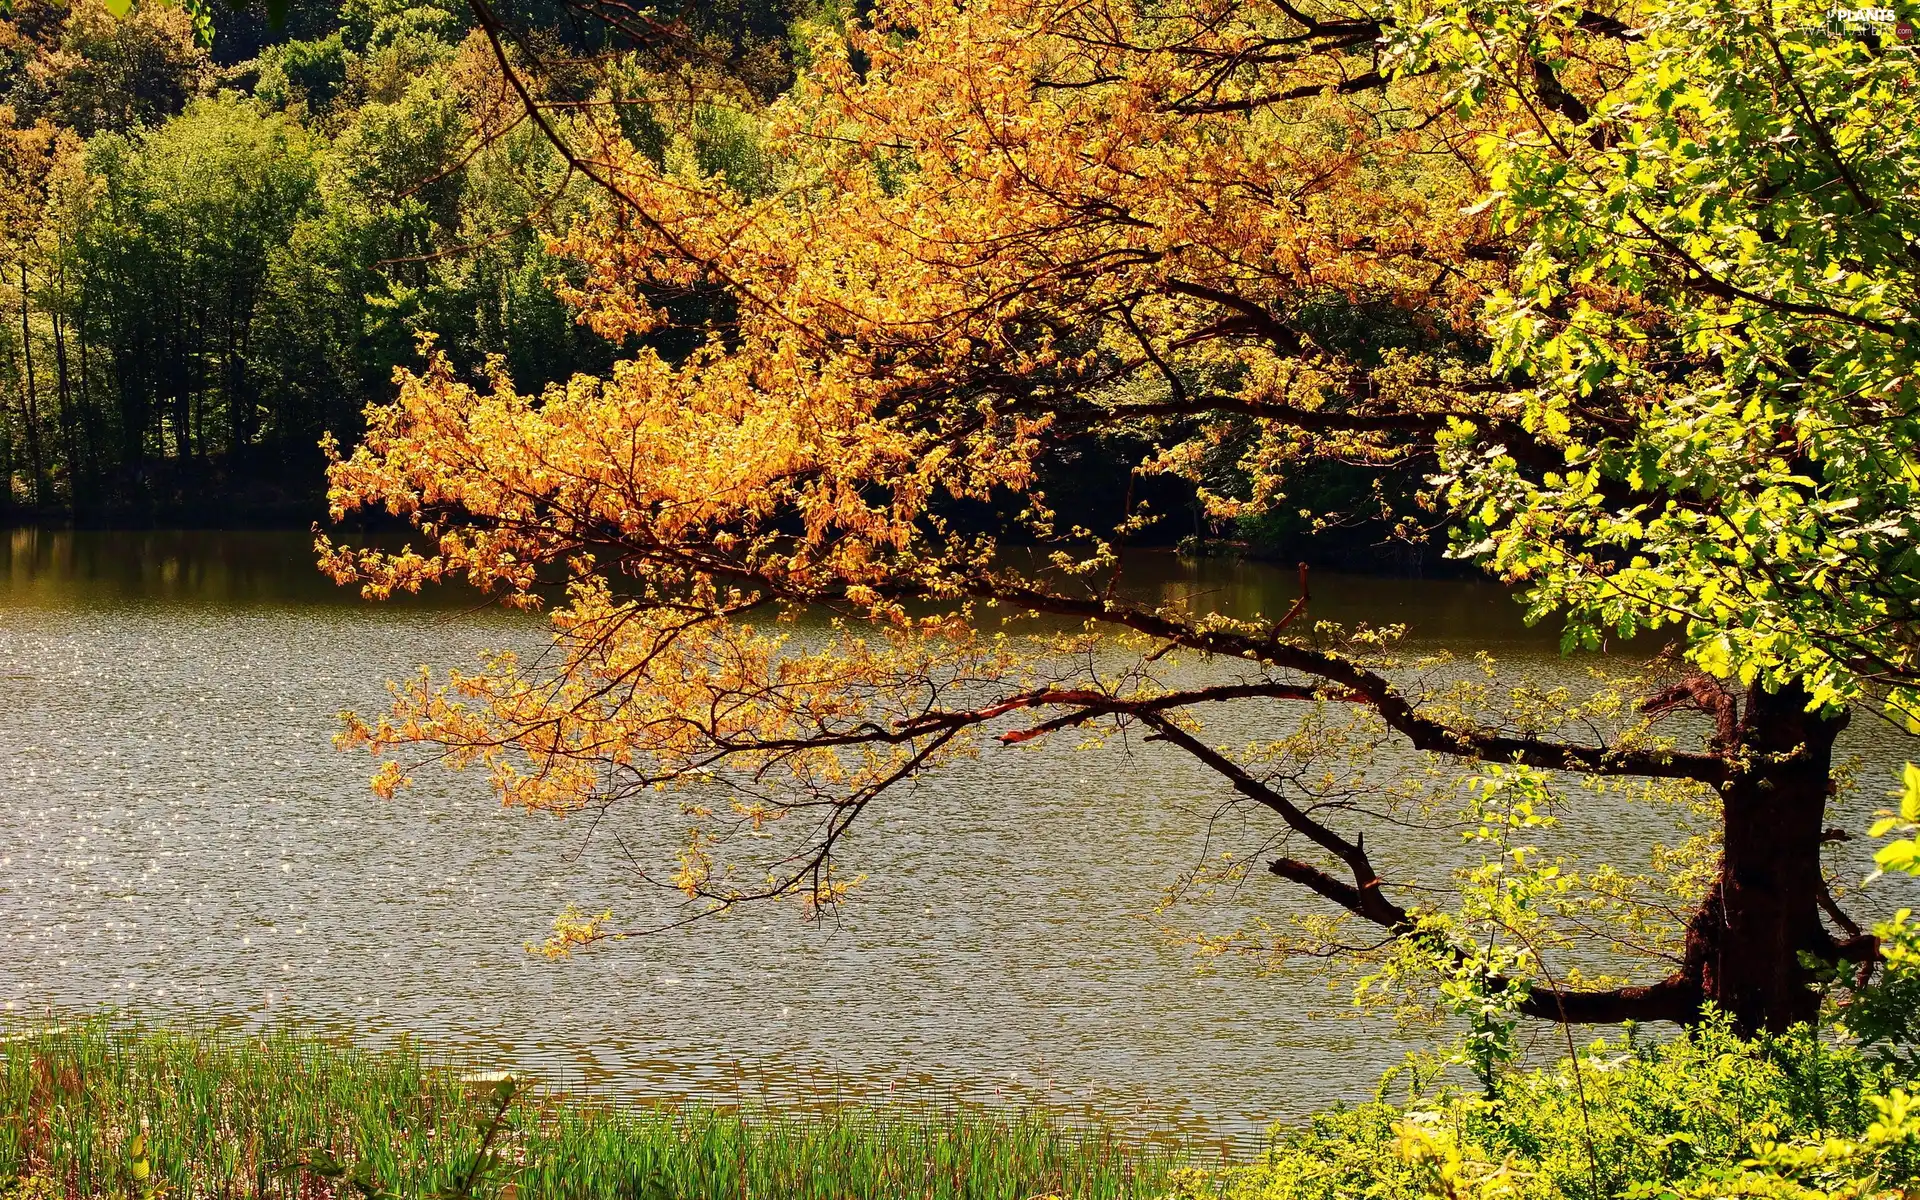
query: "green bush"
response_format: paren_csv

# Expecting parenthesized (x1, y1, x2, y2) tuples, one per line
(1174, 1020, 1920, 1200)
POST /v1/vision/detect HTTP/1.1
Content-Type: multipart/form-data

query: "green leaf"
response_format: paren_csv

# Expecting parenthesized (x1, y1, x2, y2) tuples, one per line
(1875, 839, 1920, 878)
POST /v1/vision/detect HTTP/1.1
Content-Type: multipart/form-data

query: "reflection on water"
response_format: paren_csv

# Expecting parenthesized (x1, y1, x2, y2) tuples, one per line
(0, 528, 475, 609)
(1, 529, 1913, 1148)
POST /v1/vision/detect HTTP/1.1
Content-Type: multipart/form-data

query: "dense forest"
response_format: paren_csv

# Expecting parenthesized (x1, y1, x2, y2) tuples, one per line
(0, 0, 802, 523)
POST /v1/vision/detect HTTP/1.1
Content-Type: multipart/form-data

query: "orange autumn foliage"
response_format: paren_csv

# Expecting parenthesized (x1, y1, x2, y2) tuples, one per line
(318, 0, 1617, 940)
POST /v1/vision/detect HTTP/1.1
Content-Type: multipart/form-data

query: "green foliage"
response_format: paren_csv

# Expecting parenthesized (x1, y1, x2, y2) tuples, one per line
(1410, 0, 1920, 726)
(1830, 767, 1920, 1077)
(0, 0, 826, 518)
(1358, 766, 1568, 1096)
(683, 103, 777, 200)
(71, 93, 321, 476)
(35, 0, 213, 135)
(254, 31, 350, 111)
(0, 0, 622, 517)
(1869, 765, 1920, 880)
(338, 0, 465, 52)
(1188, 771, 1920, 1200)
(1173, 1020, 1920, 1200)
(1205, 782, 1920, 1200)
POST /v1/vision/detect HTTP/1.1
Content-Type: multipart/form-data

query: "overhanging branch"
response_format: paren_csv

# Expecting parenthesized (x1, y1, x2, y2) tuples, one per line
(975, 580, 1730, 784)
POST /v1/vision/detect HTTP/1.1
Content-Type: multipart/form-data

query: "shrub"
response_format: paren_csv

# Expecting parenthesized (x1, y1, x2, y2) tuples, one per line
(1175, 1020, 1920, 1200)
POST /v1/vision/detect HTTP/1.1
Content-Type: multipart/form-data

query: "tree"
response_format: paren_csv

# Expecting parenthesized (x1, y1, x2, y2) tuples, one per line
(312, 0, 1912, 1037)
(70, 94, 318, 481)
(0, 0, 636, 516)
(32, 0, 211, 136)
(0, 101, 87, 509)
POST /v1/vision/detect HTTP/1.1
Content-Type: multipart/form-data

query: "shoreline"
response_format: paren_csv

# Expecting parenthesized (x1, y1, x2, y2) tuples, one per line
(0, 521, 1471, 582)
(0, 1015, 1199, 1199)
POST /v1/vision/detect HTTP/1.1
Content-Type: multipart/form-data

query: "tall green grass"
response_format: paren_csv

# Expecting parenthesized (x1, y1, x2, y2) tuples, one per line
(0, 1018, 1187, 1199)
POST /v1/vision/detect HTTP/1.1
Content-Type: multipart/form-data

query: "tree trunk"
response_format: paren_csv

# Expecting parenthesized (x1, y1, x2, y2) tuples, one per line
(75, 274, 99, 508)
(53, 304, 77, 508)
(19, 261, 46, 507)
(1, 332, 17, 523)
(1680, 682, 1849, 1035)
(56, 236, 92, 509)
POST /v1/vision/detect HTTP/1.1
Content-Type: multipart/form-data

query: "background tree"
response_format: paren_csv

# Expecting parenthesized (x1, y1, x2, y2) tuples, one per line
(0, 100, 82, 511)
(31, 0, 211, 136)
(0, 0, 638, 516)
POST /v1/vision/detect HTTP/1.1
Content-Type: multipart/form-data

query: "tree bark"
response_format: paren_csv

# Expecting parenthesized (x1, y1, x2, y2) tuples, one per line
(1679, 681, 1849, 1034)
(74, 270, 99, 507)
(1519, 684, 1851, 1033)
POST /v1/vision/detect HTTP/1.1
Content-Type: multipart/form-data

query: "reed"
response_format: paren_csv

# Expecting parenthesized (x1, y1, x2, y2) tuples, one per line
(0, 1018, 1186, 1199)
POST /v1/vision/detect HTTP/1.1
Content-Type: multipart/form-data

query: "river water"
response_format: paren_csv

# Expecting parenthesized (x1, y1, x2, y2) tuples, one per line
(1, 528, 1913, 1150)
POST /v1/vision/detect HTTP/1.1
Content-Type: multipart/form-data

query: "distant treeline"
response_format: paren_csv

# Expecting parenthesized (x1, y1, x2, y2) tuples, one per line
(0, 0, 796, 523)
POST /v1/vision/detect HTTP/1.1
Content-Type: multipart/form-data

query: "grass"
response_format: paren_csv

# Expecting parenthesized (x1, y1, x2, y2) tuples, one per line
(0, 1017, 1189, 1199)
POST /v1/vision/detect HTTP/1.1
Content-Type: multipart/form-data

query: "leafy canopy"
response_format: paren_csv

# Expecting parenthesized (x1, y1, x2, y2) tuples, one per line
(315, 0, 1918, 976)
(1413, 0, 1920, 722)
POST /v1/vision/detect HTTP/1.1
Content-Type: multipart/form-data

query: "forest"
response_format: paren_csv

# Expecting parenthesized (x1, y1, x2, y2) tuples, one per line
(0, 0, 797, 522)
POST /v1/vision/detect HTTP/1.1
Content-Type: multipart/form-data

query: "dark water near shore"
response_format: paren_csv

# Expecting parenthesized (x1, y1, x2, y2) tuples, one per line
(2, 528, 1914, 1149)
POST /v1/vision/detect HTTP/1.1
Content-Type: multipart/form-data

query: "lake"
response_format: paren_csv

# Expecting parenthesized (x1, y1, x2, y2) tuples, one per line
(1, 528, 1913, 1150)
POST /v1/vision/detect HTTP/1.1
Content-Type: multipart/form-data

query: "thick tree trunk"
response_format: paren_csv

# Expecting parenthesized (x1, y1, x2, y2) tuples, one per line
(1509, 683, 1853, 1033)
(1679, 682, 1848, 1035)
(1249, 659, 1858, 1034)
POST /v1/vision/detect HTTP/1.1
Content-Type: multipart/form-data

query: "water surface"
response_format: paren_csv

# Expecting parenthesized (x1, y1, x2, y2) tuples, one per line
(1, 529, 1912, 1147)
